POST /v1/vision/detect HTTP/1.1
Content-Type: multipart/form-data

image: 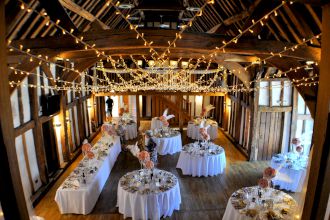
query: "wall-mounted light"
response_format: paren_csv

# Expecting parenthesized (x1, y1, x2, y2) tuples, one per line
(54, 122, 62, 127)
(87, 105, 92, 109)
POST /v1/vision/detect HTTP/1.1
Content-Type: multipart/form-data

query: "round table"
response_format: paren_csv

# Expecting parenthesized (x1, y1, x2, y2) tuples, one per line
(123, 122, 138, 140)
(176, 142, 226, 177)
(151, 117, 163, 130)
(223, 186, 298, 220)
(145, 130, 182, 155)
(117, 169, 181, 220)
(270, 152, 308, 192)
(187, 119, 218, 140)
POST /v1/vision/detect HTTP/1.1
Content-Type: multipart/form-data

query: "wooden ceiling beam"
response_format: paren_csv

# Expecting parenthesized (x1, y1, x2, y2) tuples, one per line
(59, 0, 110, 30)
(38, 0, 77, 32)
(62, 57, 100, 82)
(10, 29, 321, 62)
(305, 4, 322, 30)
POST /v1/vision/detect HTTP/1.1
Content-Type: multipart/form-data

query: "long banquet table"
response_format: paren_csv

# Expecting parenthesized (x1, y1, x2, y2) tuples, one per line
(270, 153, 308, 192)
(55, 135, 121, 215)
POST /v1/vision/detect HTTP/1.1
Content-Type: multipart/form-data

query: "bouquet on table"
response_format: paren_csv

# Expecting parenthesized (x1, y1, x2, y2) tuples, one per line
(101, 124, 116, 137)
(200, 104, 215, 119)
(158, 108, 175, 129)
(258, 167, 277, 191)
(81, 139, 95, 168)
(127, 142, 155, 171)
(199, 119, 210, 142)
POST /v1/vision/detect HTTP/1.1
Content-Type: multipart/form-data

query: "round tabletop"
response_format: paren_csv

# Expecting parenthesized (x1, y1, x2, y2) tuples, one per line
(176, 142, 226, 177)
(223, 186, 298, 220)
(117, 169, 181, 220)
(145, 130, 182, 155)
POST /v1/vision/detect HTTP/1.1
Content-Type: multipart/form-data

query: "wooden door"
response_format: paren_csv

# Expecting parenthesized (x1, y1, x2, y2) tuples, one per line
(257, 112, 284, 160)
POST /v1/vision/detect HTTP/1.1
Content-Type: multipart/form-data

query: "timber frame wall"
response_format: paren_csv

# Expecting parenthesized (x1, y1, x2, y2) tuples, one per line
(9, 63, 105, 206)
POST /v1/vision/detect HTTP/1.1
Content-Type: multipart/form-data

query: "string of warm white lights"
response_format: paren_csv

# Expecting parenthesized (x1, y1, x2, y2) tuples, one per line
(213, 1, 289, 55)
(13, 0, 318, 95)
(158, 0, 215, 60)
(244, 33, 322, 70)
(16, 0, 157, 79)
(8, 44, 110, 85)
(9, 74, 319, 94)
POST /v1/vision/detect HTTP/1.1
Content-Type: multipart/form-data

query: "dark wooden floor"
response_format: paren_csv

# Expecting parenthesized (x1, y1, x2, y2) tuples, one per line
(34, 121, 276, 220)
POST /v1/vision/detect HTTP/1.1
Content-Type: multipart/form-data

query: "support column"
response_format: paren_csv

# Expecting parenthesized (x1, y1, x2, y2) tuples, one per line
(0, 1, 30, 219)
(303, 3, 330, 219)
(179, 95, 184, 131)
(136, 95, 141, 129)
(28, 74, 48, 184)
(60, 91, 70, 162)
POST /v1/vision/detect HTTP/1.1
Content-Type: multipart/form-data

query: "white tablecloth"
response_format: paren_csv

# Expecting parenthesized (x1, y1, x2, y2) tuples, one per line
(145, 132, 182, 155)
(151, 117, 163, 130)
(176, 144, 226, 177)
(187, 120, 218, 140)
(270, 153, 307, 192)
(55, 136, 121, 214)
(223, 186, 297, 220)
(124, 123, 137, 140)
(117, 170, 181, 220)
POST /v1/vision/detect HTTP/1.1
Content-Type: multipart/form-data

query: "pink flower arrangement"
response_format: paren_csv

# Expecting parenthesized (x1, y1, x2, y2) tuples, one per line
(158, 116, 166, 121)
(200, 108, 206, 117)
(87, 151, 95, 159)
(144, 160, 154, 169)
(263, 167, 276, 179)
(291, 138, 301, 145)
(201, 132, 210, 141)
(258, 178, 269, 188)
(107, 126, 116, 136)
(162, 120, 169, 127)
(82, 143, 92, 153)
(119, 107, 125, 116)
(138, 151, 150, 161)
(101, 124, 110, 132)
(296, 145, 304, 153)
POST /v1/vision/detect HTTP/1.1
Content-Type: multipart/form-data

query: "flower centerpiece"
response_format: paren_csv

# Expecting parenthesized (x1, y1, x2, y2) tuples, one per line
(258, 178, 269, 189)
(138, 150, 150, 169)
(158, 108, 175, 129)
(82, 139, 92, 157)
(291, 137, 301, 146)
(258, 167, 276, 195)
(199, 119, 211, 142)
(200, 104, 215, 119)
(144, 160, 154, 169)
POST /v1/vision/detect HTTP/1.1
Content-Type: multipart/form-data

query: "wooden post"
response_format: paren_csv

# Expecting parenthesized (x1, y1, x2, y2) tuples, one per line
(136, 95, 140, 129)
(0, 1, 30, 219)
(60, 91, 70, 162)
(28, 74, 48, 184)
(303, 3, 330, 219)
(179, 95, 184, 131)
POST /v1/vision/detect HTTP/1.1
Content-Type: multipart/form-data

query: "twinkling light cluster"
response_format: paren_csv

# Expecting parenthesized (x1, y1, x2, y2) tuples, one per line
(10, 0, 320, 95)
